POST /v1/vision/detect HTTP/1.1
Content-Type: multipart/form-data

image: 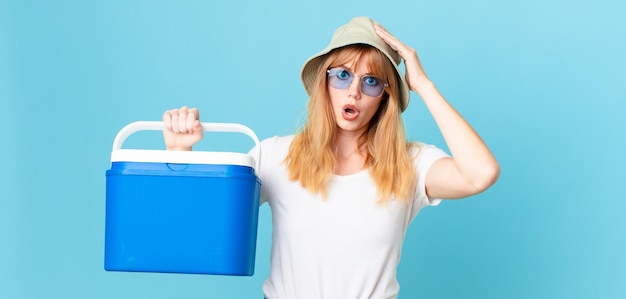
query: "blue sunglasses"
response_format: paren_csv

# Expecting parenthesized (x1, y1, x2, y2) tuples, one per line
(327, 67, 388, 97)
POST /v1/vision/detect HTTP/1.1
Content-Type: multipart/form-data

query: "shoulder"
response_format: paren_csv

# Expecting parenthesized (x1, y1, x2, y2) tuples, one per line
(409, 141, 447, 156)
(409, 142, 450, 169)
(260, 135, 294, 146)
(260, 135, 294, 151)
(257, 135, 295, 161)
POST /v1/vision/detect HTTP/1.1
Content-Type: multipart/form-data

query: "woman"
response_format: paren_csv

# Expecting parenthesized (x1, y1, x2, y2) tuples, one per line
(162, 16, 499, 299)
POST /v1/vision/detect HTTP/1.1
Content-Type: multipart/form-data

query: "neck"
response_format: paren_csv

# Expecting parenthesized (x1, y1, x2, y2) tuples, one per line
(334, 130, 368, 175)
(335, 129, 366, 154)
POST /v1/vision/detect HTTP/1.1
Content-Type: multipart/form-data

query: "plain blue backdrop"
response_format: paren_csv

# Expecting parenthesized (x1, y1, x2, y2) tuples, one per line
(2, 0, 625, 298)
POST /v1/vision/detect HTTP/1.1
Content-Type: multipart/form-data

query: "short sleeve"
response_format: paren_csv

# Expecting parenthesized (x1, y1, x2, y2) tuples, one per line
(247, 136, 276, 206)
(410, 142, 450, 220)
(247, 135, 293, 206)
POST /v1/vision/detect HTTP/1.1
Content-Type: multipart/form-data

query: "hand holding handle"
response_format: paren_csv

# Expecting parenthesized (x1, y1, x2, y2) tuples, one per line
(111, 121, 261, 171)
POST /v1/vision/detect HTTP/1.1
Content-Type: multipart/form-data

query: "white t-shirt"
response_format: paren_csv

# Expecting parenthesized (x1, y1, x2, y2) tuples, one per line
(256, 135, 448, 299)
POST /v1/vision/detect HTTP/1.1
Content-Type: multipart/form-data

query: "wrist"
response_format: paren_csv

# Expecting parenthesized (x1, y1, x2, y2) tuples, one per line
(413, 78, 435, 94)
(166, 146, 192, 151)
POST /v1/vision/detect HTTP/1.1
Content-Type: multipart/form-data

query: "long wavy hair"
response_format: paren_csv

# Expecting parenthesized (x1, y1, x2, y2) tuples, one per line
(285, 44, 417, 203)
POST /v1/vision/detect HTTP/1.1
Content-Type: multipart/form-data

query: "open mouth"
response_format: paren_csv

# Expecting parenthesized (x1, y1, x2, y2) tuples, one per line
(342, 104, 360, 120)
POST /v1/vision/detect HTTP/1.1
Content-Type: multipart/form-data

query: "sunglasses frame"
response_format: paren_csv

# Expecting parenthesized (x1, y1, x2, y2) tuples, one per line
(326, 67, 389, 98)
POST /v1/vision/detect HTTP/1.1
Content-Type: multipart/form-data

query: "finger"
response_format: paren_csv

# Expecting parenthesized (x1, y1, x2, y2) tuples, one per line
(375, 25, 402, 47)
(178, 106, 189, 133)
(374, 24, 400, 50)
(163, 110, 174, 131)
(192, 119, 202, 135)
(374, 24, 412, 56)
(373, 23, 390, 34)
(187, 108, 199, 133)
(170, 108, 181, 133)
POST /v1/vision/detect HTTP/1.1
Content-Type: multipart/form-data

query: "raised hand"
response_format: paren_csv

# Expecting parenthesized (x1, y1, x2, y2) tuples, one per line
(373, 24, 431, 92)
(162, 106, 203, 151)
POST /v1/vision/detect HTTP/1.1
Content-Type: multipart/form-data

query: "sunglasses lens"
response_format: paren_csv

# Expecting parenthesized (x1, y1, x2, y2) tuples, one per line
(361, 76, 384, 97)
(328, 68, 352, 89)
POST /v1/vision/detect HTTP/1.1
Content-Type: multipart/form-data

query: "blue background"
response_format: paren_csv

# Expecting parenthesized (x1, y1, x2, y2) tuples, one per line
(2, 0, 625, 298)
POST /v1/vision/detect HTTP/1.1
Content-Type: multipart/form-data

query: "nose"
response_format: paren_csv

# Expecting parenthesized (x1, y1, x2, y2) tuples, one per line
(346, 77, 362, 99)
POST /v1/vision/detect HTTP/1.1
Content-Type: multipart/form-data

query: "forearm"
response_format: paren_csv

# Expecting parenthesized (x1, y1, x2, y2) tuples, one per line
(416, 80, 500, 190)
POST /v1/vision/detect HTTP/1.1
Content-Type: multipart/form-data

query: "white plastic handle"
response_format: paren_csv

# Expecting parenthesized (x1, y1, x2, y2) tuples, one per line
(111, 121, 261, 170)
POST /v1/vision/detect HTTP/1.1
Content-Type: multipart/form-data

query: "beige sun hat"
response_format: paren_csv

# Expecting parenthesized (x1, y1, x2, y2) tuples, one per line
(300, 16, 410, 112)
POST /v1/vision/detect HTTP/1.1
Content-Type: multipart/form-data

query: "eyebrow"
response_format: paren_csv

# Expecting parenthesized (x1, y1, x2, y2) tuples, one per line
(334, 65, 375, 77)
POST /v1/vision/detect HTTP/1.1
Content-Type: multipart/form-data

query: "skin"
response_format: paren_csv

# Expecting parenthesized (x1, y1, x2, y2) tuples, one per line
(163, 23, 500, 200)
(327, 62, 385, 176)
(162, 106, 202, 151)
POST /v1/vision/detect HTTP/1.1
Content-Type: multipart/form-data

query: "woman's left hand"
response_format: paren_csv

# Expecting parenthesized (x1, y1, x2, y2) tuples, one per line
(373, 24, 431, 92)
